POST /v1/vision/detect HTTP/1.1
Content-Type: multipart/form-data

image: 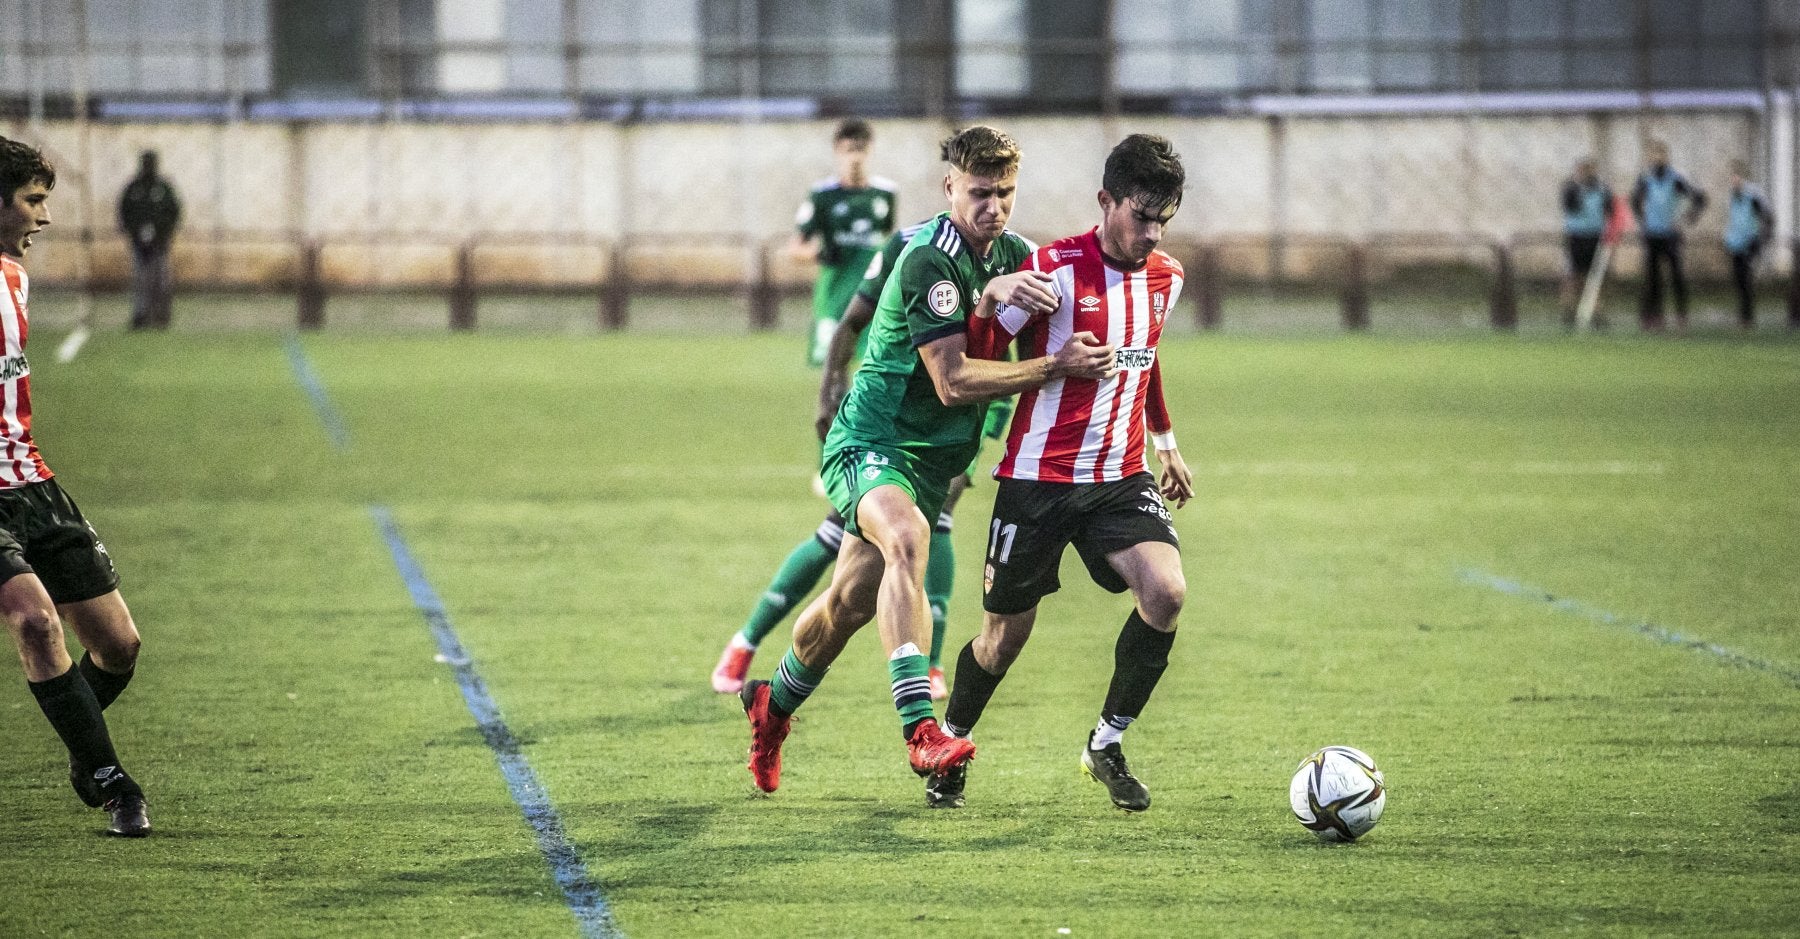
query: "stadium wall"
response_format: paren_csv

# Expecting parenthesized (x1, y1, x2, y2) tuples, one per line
(4, 107, 1781, 290)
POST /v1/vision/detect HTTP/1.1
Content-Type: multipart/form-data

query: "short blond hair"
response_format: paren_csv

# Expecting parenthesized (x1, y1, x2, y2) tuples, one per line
(940, 126, 1021, 178)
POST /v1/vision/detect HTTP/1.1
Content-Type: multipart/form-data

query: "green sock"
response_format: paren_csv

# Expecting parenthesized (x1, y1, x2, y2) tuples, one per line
(738, 536, 836, 647)
(889, 646, 934, 736)
(769, 648, 828, 716)
(926, 528, 955, 667)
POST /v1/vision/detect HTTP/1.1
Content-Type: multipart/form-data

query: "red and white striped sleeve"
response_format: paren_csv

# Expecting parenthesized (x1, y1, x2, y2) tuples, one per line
(1145, 358, 1172, 435)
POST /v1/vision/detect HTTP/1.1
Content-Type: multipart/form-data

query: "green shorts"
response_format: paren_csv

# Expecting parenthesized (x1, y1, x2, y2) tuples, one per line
(822, 444, 962, 539)
(807, 266, 866, 367)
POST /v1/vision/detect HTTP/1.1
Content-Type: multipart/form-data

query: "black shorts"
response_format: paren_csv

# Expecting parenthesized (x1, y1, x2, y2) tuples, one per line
(0, 478, 121, 604)
(1565, 234, 1600, 276)
(982, 472, 1180, 615)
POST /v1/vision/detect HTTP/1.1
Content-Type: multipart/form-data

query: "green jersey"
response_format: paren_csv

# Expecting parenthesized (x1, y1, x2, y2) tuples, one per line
(797, 175, 897, 269)
(854, 219, 932, 305)
(824, 213, 1034, 474)
(798, 176, 897, 341)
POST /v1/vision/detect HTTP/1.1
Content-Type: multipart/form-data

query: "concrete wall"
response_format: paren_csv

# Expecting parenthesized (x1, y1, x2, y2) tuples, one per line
(4, 108, 1779, 288)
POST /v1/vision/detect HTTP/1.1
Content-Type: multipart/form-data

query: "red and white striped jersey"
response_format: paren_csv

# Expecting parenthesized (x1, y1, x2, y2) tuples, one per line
(974, 228, 1180, 484)
(0, 255, 54, 488)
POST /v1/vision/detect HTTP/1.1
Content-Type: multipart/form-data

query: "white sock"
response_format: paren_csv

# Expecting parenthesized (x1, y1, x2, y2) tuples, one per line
(1090, 718, 1128, 749)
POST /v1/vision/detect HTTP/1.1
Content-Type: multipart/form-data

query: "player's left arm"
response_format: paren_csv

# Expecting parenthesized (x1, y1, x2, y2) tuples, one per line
(1679, 174, 1708, 225)
(790, 193, 823, 262)
(817, 292, 877, 440)
(1146, 359, 1193, 508)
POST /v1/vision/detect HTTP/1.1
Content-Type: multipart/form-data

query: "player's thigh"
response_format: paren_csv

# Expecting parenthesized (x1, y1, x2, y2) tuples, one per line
(822, 446, 914, 538)
(982, 480, 1078, 616)
(940, 472, 971, 516)
(1103, 542, 1186, 621)
(1070, 474, 1181, 596)
(59, 590, 139, 664)
(855, 484, 934, 571)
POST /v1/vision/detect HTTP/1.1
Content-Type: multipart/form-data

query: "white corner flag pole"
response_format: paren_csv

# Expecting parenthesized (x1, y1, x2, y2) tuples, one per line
(1574, 241, 1612, 333)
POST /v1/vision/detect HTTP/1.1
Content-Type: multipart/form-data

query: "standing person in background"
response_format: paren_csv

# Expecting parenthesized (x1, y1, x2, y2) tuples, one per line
(1, 136, 151, 837)
(118, 150, 180, 330)
(1722, 160, 1775, 331)
(792, 119, 897, 368)
(1630, 141, 1706, 333)
(1559, 158, 1613, 329)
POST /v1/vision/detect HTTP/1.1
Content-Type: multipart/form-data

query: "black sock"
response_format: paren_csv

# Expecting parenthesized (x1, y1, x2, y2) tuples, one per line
(1100, 610, 1176, 730)
(79, 651, 134, 711)
(28, 665, 137, 797)
(943, 640, 1007, 736)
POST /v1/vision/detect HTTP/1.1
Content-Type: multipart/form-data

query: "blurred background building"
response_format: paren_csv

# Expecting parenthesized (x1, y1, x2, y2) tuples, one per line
(2, 1, 1796, 328)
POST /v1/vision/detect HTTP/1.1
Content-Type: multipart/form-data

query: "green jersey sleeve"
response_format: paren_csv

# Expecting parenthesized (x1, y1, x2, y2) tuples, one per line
(794, 191, 821, 240)
(898, 245, 971, 350)
(855, 227, 910, 304)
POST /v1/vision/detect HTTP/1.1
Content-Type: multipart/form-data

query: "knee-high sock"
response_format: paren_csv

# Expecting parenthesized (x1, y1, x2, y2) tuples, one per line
(768, 648, 828, 717)
(943, 640, 1006, 737)
(737, 536, 836, 648)
(925, 526, 955, 667)
(79, 651, 134, 711)
(1093, 610, 1176, 747)
(28, 665, 139, 796)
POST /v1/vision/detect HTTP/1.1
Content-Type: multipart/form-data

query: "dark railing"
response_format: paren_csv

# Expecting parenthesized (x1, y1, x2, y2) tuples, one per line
(31, 229, 1797, 334)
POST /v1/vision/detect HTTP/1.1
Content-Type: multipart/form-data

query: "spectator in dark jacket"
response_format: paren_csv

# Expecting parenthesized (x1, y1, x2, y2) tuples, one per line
(118, 151, 180, 330)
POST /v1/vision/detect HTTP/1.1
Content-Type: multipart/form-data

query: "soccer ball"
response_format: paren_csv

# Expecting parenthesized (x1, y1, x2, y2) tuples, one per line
(1289, 745, 1386, 842)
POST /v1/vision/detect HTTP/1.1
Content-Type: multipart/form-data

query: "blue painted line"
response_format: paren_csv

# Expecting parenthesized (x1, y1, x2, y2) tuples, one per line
(1458, 568, 1800, 689)
(281, 335, 351, 452)
(370, 507, 621, 938)
(284, 338, 621, 938)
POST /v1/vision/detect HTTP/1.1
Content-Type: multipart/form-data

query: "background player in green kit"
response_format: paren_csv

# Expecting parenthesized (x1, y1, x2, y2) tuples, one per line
(791, 118, 896, 367)
(738, 126, 1117, 795)
(710, 220, 1009, 700)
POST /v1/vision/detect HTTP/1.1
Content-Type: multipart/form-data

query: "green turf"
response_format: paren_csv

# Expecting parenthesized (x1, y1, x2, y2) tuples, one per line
(3, 329, 1797, 937)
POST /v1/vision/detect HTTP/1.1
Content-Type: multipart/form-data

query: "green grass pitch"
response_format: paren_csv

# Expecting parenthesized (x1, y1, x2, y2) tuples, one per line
(2, 328, 1797, 937)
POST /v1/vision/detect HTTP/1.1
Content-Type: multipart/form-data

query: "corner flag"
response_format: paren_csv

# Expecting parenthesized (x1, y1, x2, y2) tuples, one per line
(1576, 194, 1632, 331)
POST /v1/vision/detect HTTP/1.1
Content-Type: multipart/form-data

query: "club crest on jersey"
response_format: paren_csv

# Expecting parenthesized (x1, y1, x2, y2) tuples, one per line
(1152, 292, 1166, 321)
(0, 353, 28, 382)
(1079, 295, 1102, 310)
(928, 280, 960, 317)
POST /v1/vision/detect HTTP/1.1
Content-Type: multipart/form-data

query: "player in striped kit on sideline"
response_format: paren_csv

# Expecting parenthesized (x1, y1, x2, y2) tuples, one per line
(936, 133, 1194, 812)
(0, 136, 151, 837)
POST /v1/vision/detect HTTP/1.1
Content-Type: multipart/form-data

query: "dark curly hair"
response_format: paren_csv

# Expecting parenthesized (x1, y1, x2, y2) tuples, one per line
(0, 137, 56, 205)
(1103, 134, 1183, 213)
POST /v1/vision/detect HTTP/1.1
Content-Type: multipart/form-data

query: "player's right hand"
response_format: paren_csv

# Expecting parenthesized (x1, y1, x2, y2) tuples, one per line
(982, 270, 1057, 316)
(1051, 331, 1117, 382)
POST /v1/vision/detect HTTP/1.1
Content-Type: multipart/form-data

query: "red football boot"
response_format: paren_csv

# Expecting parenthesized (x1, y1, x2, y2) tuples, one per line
(741, 679, 791, 793)
(712, 639, 755, 694)
(906, 718, 976, 778)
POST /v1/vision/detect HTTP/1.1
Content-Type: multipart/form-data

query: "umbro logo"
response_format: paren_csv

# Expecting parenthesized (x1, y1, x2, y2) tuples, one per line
(1079, 296, 1102, 310)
